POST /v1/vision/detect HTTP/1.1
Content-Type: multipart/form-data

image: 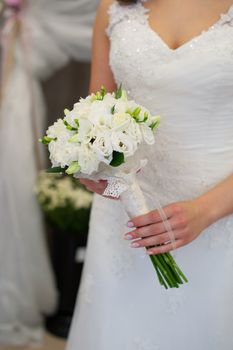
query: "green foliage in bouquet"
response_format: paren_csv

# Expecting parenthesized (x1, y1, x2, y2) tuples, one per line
(36, 172, 93, 234)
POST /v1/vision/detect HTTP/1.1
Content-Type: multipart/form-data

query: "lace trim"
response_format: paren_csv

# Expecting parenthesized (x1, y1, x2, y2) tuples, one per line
(106, 2, 233, 39)
(106, 0, 149, 37)
(218, 5, 233, 27)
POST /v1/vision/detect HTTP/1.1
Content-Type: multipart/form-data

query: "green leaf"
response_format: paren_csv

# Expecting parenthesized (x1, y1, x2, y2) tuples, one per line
(149, 115, 161, 130)
(132, 107, 141, 118)
(46, 167, 66, 174)
(74, 118, 79, 128)
(111, 105, 116, 114)
(39, 136, 57, 145)
(115, 84, 123, 99)
(110, 151, 125, 167)
(121, 89, 127, 101)
(136, 111, 149, 124)
(143, 112, 149, 122)
(66, 161, 81, 175)
(68, 134, 79, 143)
(63, 120, 78, 131)
(100, 85, 107, 98)
(96, 91, 102, 100)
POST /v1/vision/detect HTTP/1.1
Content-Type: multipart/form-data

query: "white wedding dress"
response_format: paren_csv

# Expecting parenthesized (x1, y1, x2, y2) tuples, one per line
(67, 1, 233, 349)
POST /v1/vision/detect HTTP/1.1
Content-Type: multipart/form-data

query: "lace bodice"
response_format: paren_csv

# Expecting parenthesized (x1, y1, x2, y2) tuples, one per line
(106, 0, 233, 199)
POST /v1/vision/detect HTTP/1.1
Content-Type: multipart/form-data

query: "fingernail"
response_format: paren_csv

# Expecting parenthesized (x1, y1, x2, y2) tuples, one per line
(131, 242, 140, 248)
(124, 234, 133, 240)
(127, 221, 134, 228)
(147, 251, 154, 255)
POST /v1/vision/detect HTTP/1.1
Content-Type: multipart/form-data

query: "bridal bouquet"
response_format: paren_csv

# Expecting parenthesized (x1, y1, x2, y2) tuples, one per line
(40, 85, 188, 289)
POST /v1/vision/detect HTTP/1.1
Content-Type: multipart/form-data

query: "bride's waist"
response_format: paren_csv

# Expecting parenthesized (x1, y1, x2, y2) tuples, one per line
(137, 148, 233, 203)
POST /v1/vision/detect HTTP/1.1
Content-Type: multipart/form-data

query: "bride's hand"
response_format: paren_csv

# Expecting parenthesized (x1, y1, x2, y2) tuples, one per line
(79, 178, 117, 199)
(79, 179, 108, 195)
(124, 199, 211, 254)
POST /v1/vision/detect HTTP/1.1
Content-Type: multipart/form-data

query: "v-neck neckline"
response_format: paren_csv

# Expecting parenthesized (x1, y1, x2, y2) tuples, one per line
(140, 1, 233, 52)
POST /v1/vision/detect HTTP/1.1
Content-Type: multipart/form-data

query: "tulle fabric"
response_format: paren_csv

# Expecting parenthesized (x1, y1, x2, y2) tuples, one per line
(0, 0, 99, 345)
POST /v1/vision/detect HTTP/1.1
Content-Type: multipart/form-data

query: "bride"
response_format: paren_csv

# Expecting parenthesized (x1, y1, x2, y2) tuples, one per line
(67, 0, 233, 348)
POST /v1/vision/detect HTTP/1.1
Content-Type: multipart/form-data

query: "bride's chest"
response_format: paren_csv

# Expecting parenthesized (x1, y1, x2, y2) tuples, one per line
(108, 8, 233, 91)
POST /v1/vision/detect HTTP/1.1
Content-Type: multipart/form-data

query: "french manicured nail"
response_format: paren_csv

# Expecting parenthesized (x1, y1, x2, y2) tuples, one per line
(131, 242, 140, 248)
(124, 234, 133, 240)
(127, 221, 134, 228)
(147, 251, 154, 255)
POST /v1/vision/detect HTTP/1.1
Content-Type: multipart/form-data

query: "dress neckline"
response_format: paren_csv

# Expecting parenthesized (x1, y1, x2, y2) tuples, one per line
(140, 1, 233, 52)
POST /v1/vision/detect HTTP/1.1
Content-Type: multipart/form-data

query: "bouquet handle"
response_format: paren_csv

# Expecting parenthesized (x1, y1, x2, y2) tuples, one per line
(120, 178, 188, 289)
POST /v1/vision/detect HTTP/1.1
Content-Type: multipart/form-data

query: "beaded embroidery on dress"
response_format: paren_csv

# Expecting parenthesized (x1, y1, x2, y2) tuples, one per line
(67, 2, 233, 349)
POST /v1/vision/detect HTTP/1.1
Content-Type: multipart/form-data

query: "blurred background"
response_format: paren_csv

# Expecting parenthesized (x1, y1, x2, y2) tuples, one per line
(0, 0, 100, 349)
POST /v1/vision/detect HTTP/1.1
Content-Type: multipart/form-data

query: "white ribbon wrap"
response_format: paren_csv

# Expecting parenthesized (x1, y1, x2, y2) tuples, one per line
(104, 175, 176, 249)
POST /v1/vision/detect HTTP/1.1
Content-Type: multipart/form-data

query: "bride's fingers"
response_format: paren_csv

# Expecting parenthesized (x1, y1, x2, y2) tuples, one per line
(80, 179, 107, 194)
(125, 216, 179, 240)
(80, 179, 107, 188)
(146, 239, 184, 255)
(128, 205, 175, 228)
(130, 231, 181, 248)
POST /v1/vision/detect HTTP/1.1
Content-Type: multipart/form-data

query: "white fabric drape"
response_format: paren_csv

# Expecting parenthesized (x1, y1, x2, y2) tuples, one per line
(0, 0, 99, 346)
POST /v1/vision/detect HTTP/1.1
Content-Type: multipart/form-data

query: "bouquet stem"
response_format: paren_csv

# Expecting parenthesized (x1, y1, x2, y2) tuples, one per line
(120, 179, 188, 289)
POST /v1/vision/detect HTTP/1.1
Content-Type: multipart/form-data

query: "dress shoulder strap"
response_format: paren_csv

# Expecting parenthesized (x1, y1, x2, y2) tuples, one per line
(106, 0, 149, 37)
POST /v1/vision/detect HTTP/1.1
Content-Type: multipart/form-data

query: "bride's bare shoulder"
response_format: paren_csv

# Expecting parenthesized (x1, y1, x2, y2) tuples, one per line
(98, 0, 116, 15)
(95, 0, 116, 29)
(100, 0, 116, 8)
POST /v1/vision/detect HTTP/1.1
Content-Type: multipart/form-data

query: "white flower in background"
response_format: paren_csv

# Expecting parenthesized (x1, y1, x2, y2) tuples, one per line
(35, 172, 93, 211)
(92, 132, 113, 164)
(111, 131, 137, 157)
(73, 189, 93, 209)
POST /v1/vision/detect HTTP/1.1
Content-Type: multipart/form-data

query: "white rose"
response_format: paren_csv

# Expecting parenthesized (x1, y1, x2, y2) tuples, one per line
(111, 131, 137, 157)
(47, 118, 70, 141)
(87, 101, 112, 129)
(64, 109, 79, 127)
(74, 95, 92, 109)
(112, 112, 131, 131)
(73, 98, 92, 118)
(48, 139, 79, 168)
(92, 132, 113, 164)
(78, 144, 99, 175)
(102, 93, 117, 108)
(125, 120, 142, 143)
(140, 124, 155, 145)
(77, 118, 95, 144)
(114, 99, 129, 113)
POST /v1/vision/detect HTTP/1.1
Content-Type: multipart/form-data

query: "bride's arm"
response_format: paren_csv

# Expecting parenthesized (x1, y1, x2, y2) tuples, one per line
(80, 0, 117, 194)
(89, 0, 117, 93)
(125, 174, 233, 254)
